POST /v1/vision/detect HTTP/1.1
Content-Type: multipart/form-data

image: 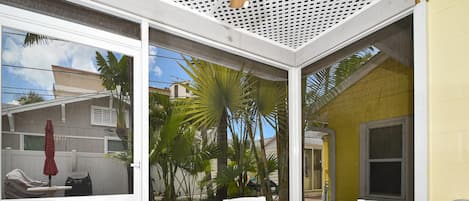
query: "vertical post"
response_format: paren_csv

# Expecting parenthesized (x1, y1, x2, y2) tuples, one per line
(19, 134, 24, 151)
(61, 104, 66, 123)
(0, 24, 3, 199)
(289, 68, 302, 201)
(414, 1, 428, 201)
(71, 150, 77, 172)
(140, 20, 150, 201)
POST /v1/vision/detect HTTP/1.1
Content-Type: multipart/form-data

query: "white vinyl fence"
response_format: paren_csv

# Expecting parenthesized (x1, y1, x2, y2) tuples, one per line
(1, 148, 128, 196)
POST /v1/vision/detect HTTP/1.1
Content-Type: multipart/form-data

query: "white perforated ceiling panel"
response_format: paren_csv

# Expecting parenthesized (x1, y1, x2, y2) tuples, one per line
(173, 0, 377, 49)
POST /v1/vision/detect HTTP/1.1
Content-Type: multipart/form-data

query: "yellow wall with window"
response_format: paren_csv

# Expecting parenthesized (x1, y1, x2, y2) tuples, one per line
(428, 0, 469, 200)
(318, 58, 413, 201)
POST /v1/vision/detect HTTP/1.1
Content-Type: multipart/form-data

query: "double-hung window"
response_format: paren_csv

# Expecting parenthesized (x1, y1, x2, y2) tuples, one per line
(360, 117, 412, 200)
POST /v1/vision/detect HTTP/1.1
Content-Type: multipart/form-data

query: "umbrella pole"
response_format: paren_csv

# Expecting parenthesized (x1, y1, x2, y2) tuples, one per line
(48, 175, 52, 187)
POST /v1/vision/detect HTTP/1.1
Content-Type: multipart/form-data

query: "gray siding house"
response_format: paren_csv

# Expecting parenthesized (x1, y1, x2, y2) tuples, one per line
(1, 93, 128, 153)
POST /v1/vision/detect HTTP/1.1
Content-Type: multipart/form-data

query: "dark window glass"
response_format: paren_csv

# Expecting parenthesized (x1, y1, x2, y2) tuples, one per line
(369, 125, 403, 159)
(24, 135, 44, 151)
(369, 162, 402, 196)
(108, 140, 127, 152)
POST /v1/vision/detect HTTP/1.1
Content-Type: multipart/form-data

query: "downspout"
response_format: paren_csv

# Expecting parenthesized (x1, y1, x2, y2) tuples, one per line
(307, 127, 336, 201)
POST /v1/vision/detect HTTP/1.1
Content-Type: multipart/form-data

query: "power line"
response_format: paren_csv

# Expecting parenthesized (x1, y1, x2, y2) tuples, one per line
(149, 54, 186, 61)
(2, 64, 98, 75)
(2, 86, 52, 92)
(2, 91, 55, 97)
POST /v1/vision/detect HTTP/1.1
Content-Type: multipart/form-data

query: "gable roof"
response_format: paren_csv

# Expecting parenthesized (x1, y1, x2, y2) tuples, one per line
(308, 53, 389, 114)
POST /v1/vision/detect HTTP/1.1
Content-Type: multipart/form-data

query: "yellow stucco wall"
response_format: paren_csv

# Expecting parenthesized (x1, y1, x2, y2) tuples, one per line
(319, 58, 413, 201)
(428, 1, 469, 200)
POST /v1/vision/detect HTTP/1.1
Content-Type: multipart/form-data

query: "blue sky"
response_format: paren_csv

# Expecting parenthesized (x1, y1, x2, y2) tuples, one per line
(1, 27, 276, 138)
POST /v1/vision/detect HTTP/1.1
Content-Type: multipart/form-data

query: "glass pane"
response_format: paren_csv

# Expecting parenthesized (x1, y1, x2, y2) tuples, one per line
(369, 162, 401, 196)
(148, 45, 289, 201)
(302, 17, 413, 201)
(108, 140, 126, 152)
(24, 136, 44, 151)
(1, 27, 134, 198)
(369, 125, 403, 159)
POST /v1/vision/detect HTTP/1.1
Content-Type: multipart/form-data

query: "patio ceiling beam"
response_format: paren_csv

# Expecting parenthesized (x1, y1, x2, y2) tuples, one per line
(302, 16, 413, 76)
(88, 0, 296, 69)
(296, 0, 415, 69)
(149, 28, 288, 81)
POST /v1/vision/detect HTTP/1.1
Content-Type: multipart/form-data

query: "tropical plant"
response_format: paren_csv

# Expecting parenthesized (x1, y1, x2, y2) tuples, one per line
(149, 92, 219, 201)
(23, 33, 49, 47)
(247, 78, 287, 201)
(17, 91, 44, 105)
(95, 51, 134, 193)
(96, 51, 131, 140)
(304, 48, 376, 127)
(179, 57, 252, 200)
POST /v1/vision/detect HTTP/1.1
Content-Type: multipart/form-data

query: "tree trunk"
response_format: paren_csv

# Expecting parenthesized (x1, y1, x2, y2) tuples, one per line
(201, 128, 215, 199)
(276, 108, 289, 201)
(216, 111, 228, 200)
(258, 115, 273, 201)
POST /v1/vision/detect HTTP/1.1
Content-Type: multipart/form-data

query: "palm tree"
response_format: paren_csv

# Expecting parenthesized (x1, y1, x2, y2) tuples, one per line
(149, 92, 219, 201)
(248, 78, 287, 201)
(179, 57, 252, 200)
(17, 91, 44, 105)
(304, 48, 375, 127)
(95, 51, 133, 193)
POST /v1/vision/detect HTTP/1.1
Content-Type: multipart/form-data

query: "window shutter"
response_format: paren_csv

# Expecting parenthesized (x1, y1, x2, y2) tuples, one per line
(92, 107, 103, 125)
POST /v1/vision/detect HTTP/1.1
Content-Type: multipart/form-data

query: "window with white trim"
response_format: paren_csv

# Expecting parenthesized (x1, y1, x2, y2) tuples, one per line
(105, 136, 127, 153)
(91, 105, 117, 127)
(360, 117, 411, 200)
(91, 105, 129, 128)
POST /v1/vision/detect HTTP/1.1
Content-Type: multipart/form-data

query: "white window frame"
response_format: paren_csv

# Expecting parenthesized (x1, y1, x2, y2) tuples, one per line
(0, 4, 145, 201)
(360, 116, 412, 201)
(104, 136, 126, 154)
(90, 105, 130, 128)
(91, 105, 117, 127)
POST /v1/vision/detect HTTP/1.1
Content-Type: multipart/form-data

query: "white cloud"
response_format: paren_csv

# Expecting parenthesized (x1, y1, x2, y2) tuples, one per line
(149, 46, 158, 56)
(7, 100, 20, 105)
(2, 35, 100, 90)
(151, 64, 163, 77)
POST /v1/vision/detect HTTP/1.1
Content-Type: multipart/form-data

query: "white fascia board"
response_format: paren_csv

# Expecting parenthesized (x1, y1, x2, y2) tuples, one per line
(296, 0, 415, 68)
(1, 93, 110, 116)
(89, 0, 296, 69)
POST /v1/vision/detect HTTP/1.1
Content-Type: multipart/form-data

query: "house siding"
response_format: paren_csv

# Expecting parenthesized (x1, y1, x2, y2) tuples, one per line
(428, 0, 469, 200)
(2, 97, 125, 153)
(318, 58, 413, 201)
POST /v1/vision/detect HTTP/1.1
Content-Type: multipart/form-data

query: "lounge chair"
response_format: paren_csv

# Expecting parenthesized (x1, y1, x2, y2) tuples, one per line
(4, 169, 48, 198)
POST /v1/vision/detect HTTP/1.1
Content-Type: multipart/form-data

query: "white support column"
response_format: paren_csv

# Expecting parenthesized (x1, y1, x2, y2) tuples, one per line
(109, 94, 113, 109)
(61, 104, 66, 123)
(7, 113, 14, 132)
(0, 25, 3, 198)
(288, 67, 303, 201)
(140, 20, 150, 201)
(414, 2, 428, 201)
(19, 133, 24, 151)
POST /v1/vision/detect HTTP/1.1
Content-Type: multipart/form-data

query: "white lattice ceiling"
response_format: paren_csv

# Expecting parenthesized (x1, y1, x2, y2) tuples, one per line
(173, 0, 377, 49)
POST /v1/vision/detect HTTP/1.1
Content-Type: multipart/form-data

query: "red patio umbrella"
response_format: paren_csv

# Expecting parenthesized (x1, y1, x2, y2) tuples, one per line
(43, 120, 58, 187)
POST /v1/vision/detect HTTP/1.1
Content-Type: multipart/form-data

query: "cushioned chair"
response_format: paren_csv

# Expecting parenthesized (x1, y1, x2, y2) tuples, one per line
(4, 169, 48, 198)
